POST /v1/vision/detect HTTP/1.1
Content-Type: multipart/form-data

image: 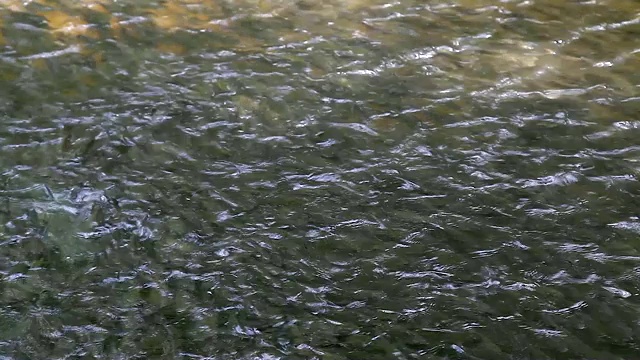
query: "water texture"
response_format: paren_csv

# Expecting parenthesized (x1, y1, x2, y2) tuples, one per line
(0, 0, 639, 359)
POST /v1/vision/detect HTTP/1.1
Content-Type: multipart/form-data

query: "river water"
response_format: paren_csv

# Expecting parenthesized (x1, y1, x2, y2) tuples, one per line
(0, 0, 639, 359)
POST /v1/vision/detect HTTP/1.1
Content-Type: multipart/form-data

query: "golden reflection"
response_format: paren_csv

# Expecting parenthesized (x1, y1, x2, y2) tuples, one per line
(149, 0, 225, 32)
(156, 42, 188, 55)
(371, 116, 401, 132)
(40, 10, 98, 38)
(30, 58, 50, 72)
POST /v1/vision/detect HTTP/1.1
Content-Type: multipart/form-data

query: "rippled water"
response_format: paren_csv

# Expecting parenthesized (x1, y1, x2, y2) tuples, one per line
(1, 0, 639, 358)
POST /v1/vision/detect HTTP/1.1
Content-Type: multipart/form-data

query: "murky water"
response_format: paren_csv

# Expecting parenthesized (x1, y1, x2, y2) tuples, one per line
(1, 0, 639, 358)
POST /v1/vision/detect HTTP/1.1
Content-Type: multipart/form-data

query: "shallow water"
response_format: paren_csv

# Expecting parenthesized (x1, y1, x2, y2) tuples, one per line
(0, 0, 639, 359)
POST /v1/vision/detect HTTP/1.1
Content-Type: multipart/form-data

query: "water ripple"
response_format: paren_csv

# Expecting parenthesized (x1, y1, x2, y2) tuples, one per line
(0, 0, 639, 359)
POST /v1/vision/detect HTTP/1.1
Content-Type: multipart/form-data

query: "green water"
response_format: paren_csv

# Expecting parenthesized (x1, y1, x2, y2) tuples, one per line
(1, 0, 639, 358)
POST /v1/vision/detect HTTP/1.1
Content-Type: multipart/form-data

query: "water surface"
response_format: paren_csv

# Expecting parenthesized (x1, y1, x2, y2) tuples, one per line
(0, 0, 639, 359)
